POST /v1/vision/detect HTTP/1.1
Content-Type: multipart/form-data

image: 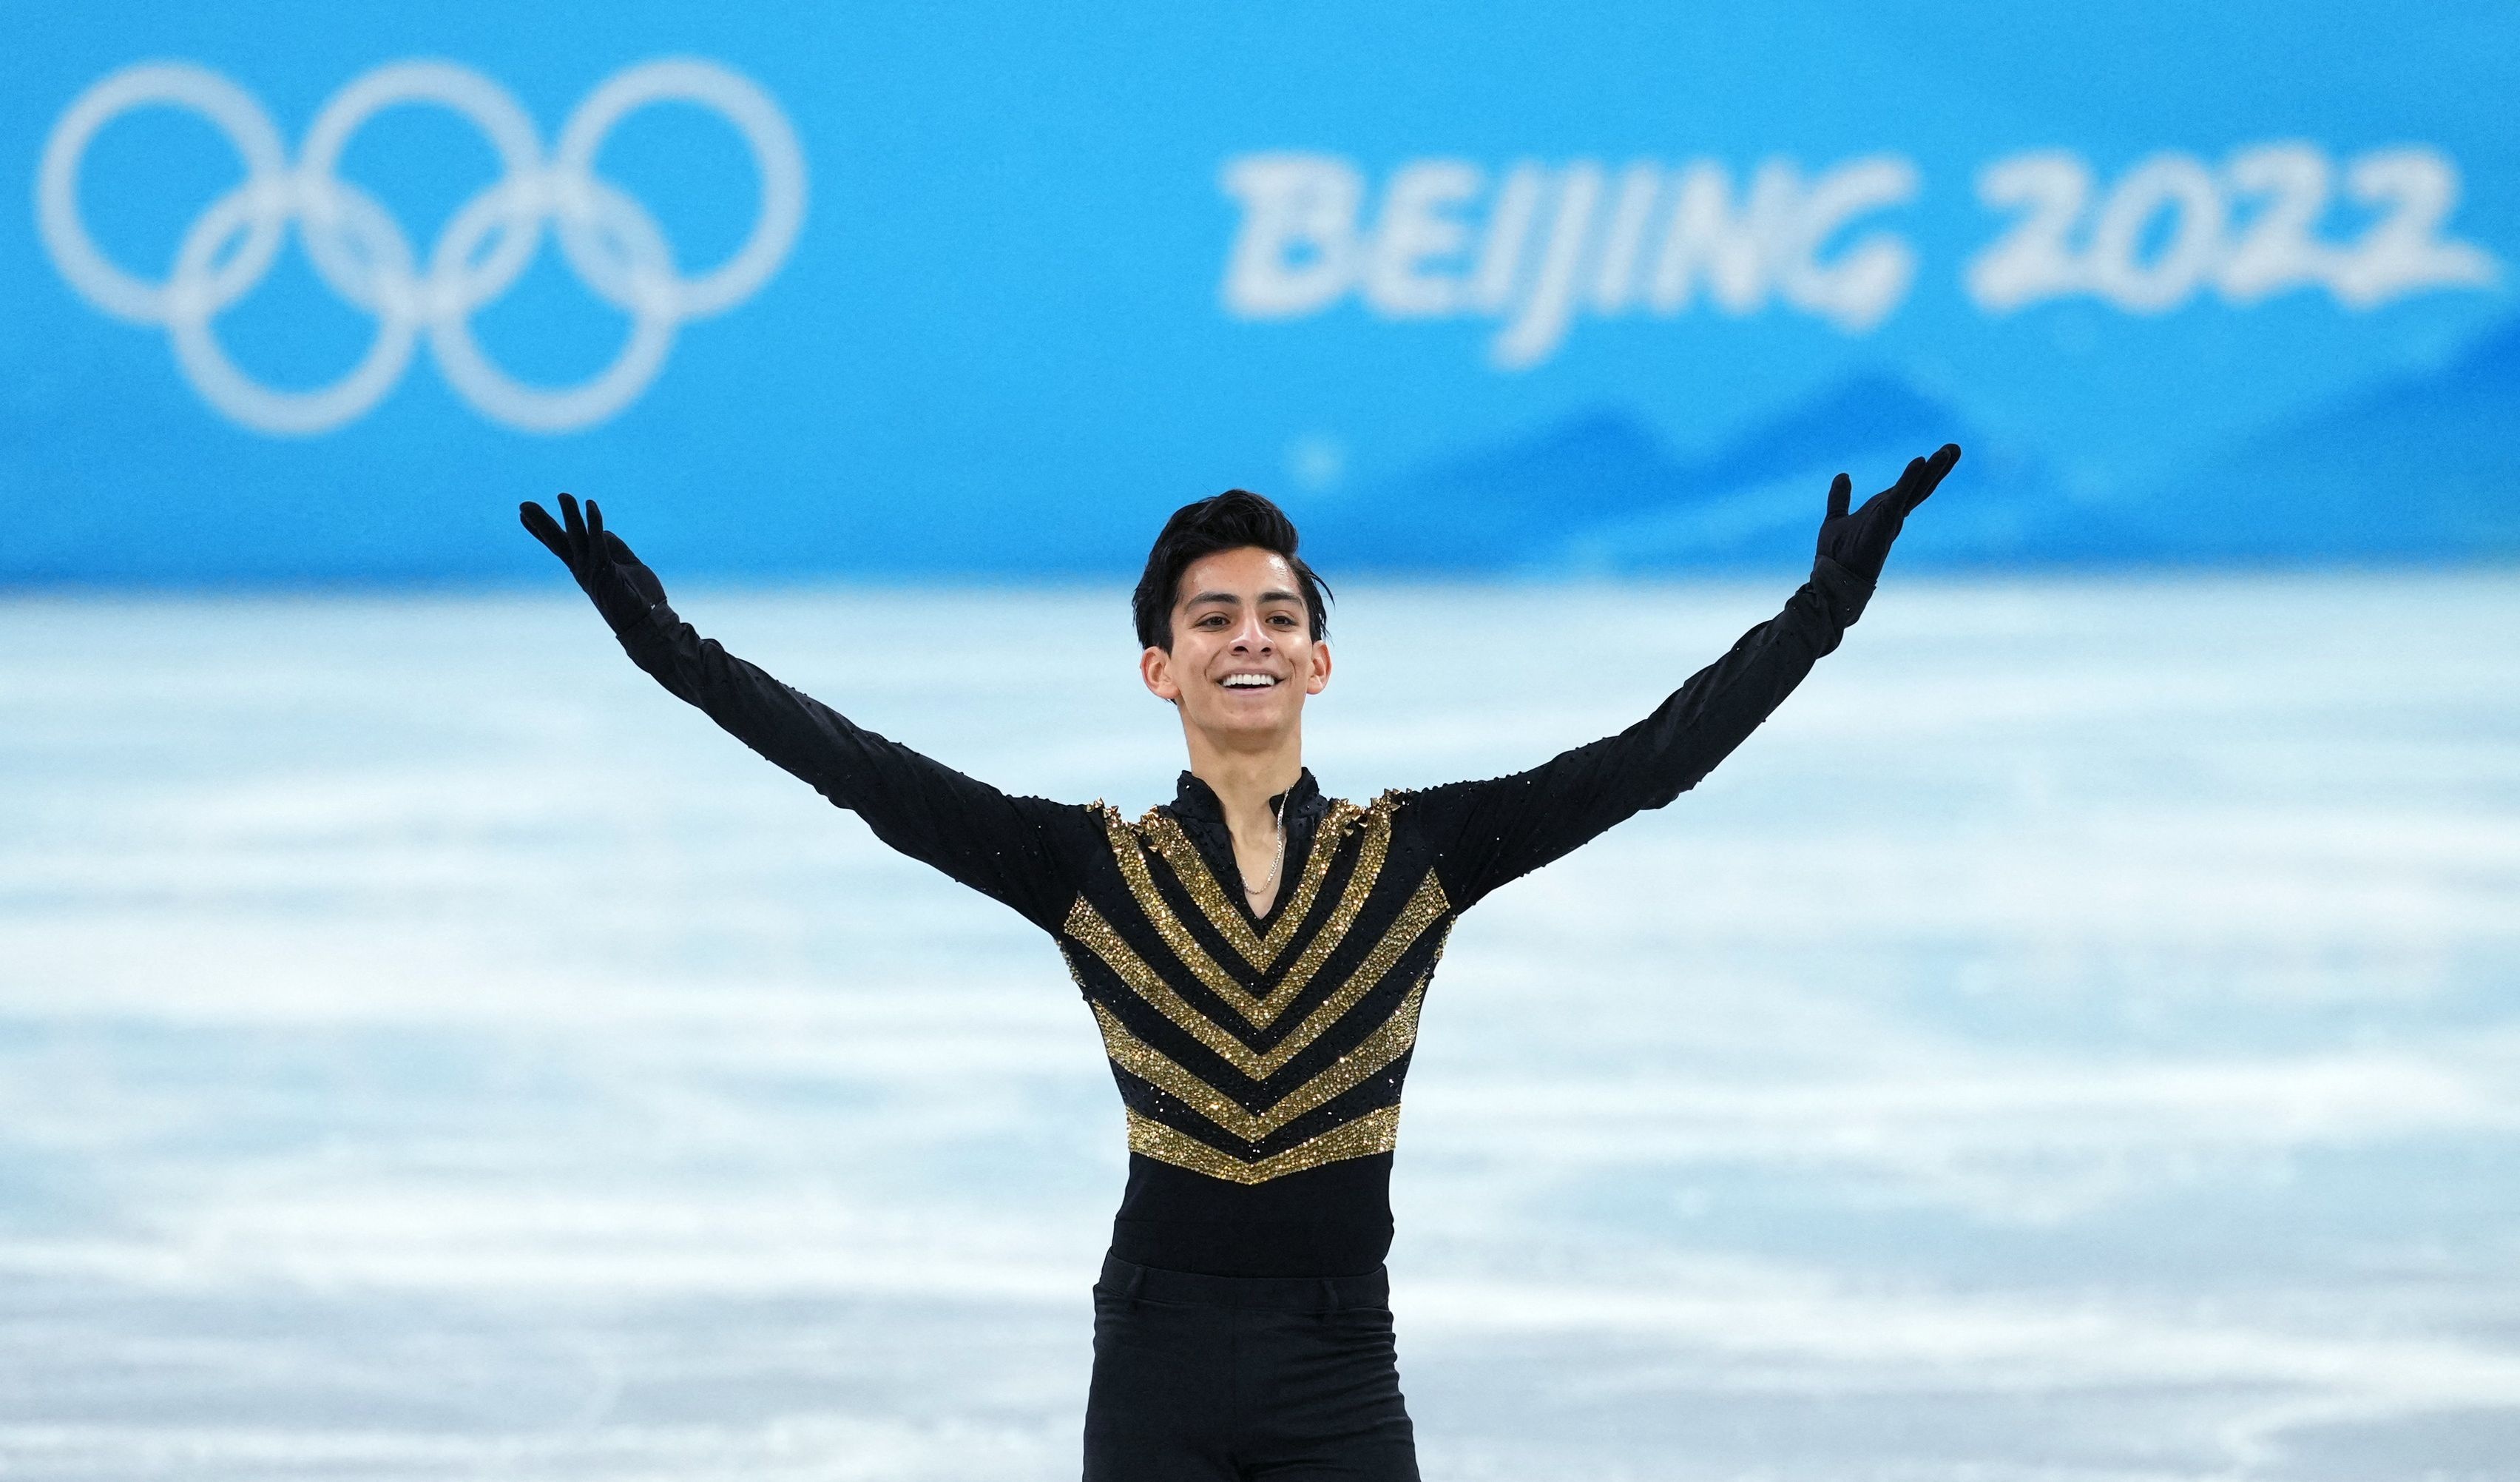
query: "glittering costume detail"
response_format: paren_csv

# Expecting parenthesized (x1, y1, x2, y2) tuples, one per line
(1246, 805, 1394, 1024)
(1125, 1104, 1405, 1185)
(1144, 801, 1356, 970)
(1062, 900, 1275, 1076)
(1090, 974, 1428, 1142)
(1061, 791, 1452, 1184)
(1060, 870, 1450, 1081)
(1099, 807, 1261, 1019)
(1261, 878, 1448, 1075)
(1104, 798, 1391, 1028)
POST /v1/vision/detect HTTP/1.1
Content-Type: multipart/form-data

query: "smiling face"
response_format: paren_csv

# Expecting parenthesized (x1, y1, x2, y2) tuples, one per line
(1138, 545, 1332, 745)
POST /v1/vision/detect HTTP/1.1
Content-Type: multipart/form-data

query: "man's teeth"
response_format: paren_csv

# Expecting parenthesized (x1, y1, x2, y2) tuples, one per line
(1221, 674, 1279, 688)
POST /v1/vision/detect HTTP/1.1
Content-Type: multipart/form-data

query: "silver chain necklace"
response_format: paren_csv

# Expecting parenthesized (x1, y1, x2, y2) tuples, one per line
(1243, 787, 1292, 903)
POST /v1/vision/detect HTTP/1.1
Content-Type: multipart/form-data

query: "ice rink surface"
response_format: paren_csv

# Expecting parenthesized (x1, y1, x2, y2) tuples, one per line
(4, 571, 2518, 1481)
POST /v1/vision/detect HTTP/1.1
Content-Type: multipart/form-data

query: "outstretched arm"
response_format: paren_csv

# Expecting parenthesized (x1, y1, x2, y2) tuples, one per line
(1408, 445, 1959, 912)
(521, 494, 1088, 934)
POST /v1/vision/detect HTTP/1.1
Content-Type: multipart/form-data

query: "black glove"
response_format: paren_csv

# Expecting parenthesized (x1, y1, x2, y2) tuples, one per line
(1814, 443, 1960, 585)
(519, 492, 672, 637)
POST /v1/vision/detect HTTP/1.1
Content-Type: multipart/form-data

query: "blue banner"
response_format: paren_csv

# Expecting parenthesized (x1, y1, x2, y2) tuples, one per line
(4, 1, 2516, 582)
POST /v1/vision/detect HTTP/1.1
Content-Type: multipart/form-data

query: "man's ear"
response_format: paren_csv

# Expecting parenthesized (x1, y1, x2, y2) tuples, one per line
(1305, 641, 1332, 695)
(1141, 645, 1182, 704)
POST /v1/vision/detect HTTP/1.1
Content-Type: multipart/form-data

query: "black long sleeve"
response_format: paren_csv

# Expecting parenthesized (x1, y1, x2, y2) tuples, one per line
(609, 602, 1095, 935)
(572, 561, 1879, 1279)
(1405, 558, 1874, 912)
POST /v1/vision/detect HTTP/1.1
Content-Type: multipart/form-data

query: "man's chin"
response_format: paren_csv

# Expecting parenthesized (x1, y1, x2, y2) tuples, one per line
(1186, 701, 1301, 735)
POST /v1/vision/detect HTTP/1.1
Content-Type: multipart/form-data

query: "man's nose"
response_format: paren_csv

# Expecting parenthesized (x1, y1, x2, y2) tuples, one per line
(1232, 616, 1274, 651)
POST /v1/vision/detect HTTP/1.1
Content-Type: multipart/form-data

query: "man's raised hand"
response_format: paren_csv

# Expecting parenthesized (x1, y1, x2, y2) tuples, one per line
(1814, 443, 1960, 585)
(519, 492, 671, 635)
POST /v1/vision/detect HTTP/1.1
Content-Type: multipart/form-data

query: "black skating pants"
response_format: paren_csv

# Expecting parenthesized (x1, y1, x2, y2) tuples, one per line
(1084, 1252, 1420, 1481)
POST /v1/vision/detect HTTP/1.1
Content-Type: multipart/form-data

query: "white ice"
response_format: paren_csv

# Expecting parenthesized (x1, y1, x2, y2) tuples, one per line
(2, 573, 2517, 1480)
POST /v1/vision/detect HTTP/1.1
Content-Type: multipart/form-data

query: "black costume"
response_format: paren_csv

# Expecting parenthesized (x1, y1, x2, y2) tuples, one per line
(1087, 1252, 1418, 1478)
(602, 559, 1868, 1283)
(523, 442, 1949, 1482)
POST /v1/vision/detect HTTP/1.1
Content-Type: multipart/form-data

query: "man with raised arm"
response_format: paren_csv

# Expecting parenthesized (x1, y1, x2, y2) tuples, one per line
(521, 442, 1959, 1481)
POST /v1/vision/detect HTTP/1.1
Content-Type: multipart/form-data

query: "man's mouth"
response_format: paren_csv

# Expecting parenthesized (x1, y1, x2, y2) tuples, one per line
(1219, 672, 1282, 690)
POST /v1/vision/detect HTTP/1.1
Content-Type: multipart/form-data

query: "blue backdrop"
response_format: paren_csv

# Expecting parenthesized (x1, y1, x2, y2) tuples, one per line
(4, 0, 2516, 583)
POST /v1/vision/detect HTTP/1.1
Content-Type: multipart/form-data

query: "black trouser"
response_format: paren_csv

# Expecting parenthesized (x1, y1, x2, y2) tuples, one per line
(1084, 1251, 1420, 1481)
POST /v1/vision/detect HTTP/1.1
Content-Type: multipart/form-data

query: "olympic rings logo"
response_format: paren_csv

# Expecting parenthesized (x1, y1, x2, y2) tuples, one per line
(36, 58, 807, 436)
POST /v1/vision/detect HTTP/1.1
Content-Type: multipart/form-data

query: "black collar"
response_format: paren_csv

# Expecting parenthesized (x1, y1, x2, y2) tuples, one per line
(1168, 767, 1326, 835)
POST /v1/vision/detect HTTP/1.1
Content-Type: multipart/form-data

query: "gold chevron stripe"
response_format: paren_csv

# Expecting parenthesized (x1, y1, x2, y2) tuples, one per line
(1255, 872, 1445, 1074)
(1142, 795, 1370, 969)
(1064, 867, 1451, 1080)
(1062, 902, 1271, 1074)
(1098, 807, 1265, 1022)
(1247, 809, 1399, 1025)
(1125, 1103, 1402, 1185)
(1090, 975, 1425, 1143)
(1105, 798, 1394, 1028)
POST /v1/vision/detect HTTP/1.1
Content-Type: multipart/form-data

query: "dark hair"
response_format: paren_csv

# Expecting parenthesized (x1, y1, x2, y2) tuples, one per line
(1132, 489, 1334, 652)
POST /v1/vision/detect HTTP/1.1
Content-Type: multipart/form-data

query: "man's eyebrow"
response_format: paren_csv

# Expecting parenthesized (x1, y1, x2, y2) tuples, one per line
(1183, 587, 1304, 607)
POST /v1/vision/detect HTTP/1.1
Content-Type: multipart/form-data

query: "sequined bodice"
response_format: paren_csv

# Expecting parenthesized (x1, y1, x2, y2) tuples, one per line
(1061, 791, 1455, 1185)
